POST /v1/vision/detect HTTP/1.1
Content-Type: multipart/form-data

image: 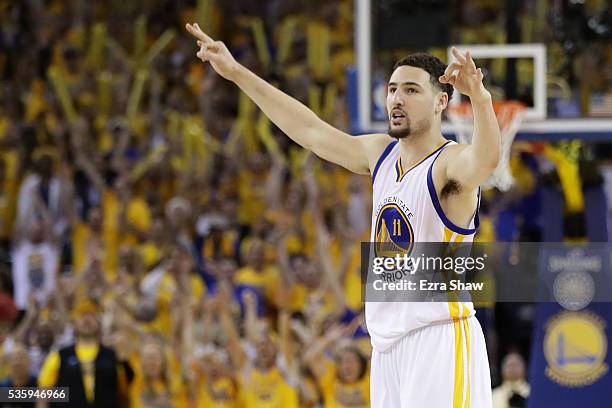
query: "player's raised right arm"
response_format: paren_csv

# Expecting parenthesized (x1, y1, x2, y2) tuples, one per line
(186, 23, 386, 175)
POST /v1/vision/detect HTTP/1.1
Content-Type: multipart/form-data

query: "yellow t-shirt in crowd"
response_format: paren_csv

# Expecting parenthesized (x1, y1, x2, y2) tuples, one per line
(202, 229, 237, 259)
(140, 241, 165, 269)
(318, 360, 370, 408)
(237, 170, 268, 226)
(196, 375, 237, 408)
(147, 273, 205, 336)
(129, 376, 188, 408)
(234, 265, 280, 304)
(72, 190, 120, 280)
(287, 284, 336, 315)
(122, 195, 152, 245)
(128, 348, 187, 408)
(239, 367, 299, 408)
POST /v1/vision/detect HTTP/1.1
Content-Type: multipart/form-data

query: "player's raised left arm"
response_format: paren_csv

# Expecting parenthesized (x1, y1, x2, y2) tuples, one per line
(440, 48, 501, 190)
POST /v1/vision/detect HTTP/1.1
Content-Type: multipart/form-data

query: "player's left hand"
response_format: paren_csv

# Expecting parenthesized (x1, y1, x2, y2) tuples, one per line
(439, 47, 489, 101)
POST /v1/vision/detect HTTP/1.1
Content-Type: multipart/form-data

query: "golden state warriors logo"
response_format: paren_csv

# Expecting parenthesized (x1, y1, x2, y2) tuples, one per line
(374, 203, 414, 257)
(544, 311, 608, 386)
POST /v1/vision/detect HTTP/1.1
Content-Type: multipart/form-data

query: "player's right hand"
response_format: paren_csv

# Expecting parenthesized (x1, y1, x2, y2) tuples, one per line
(186, 23, 240, 81)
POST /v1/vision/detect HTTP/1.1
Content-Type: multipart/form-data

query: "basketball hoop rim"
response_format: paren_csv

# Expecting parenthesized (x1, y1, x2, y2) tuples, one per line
(447, 100, 527, 132)
(447, 100, 526, 122)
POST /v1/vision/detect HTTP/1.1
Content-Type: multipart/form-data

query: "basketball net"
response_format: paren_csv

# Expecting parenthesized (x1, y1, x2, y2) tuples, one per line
(447, 101, 526, 192)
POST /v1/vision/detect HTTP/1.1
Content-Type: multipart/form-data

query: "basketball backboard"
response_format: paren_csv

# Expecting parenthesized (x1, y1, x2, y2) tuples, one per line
(353, 0, 612, 141)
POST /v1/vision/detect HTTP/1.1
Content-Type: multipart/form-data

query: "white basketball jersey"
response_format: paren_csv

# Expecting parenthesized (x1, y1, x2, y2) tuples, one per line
(366, 140, 480, 352)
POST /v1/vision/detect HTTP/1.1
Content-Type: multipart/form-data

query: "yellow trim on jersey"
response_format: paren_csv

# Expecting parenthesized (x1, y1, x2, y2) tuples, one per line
(446, 229, 472, 321)
(444, 227, 470, 245)
(396, 140, 451, 182)
(444, 226, 454, 243)
(449, 301, 459, 319)
(462, 317, 471, 408)
(450, 302, 472, 408)
(452, 311, 472, 408)
(453, 318, 464, 408)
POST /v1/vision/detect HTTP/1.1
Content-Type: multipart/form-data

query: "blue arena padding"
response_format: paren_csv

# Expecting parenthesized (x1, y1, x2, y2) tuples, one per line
(584, 187, 609, 242)
(346, 66, 361, 134)
(541, 187, 564, 242)
(529, 179, 611, 406)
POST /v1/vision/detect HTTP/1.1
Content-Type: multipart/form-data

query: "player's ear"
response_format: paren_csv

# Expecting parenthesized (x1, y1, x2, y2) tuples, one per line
(435, 91, 448, 114)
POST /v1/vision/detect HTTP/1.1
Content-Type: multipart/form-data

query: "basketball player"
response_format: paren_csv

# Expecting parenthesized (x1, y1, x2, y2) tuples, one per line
(187, 22, 499, 408)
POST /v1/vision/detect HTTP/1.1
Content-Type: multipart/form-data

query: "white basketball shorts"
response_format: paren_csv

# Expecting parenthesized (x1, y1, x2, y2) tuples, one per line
(370, 316, 492, 408)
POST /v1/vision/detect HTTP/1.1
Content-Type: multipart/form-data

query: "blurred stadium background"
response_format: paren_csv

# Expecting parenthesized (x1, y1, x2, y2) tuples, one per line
(0, 0, 610, 406)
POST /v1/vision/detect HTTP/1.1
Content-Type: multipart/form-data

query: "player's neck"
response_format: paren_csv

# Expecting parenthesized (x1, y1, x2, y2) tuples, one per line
(397, 124, 446, 166)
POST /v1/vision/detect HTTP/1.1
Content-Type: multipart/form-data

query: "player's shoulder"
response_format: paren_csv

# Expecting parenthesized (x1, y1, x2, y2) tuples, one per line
(431, 140, 473, 183)
(435, 139, 468, 163)
(355, 132, 394, 147)
(355, 133, 396, 171)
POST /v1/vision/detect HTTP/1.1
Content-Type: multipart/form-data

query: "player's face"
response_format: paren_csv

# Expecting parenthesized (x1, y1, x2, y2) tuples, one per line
(387, 66, 443, 139)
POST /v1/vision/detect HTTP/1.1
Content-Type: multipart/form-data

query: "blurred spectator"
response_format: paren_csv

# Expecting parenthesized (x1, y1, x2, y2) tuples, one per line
(302, 319, 370, 407)
(191, 346, 237, 407)
(0, 343, 37, 408)
(15, 152, 71, 241)
(10, 220, 58, 311)
(492, 352, 530, 408)
(37, 300, 133, 408)
(234, 238, 280, 315)
(237, 333, 299, 407)
(129, 338, 187, 407)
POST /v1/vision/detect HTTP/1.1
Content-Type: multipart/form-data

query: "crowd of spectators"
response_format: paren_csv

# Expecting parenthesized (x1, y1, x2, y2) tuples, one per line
(0, 1, 372, 406)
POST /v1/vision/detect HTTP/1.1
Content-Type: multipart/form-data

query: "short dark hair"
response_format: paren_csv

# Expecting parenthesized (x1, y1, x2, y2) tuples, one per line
(393, 53, 454, 100)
